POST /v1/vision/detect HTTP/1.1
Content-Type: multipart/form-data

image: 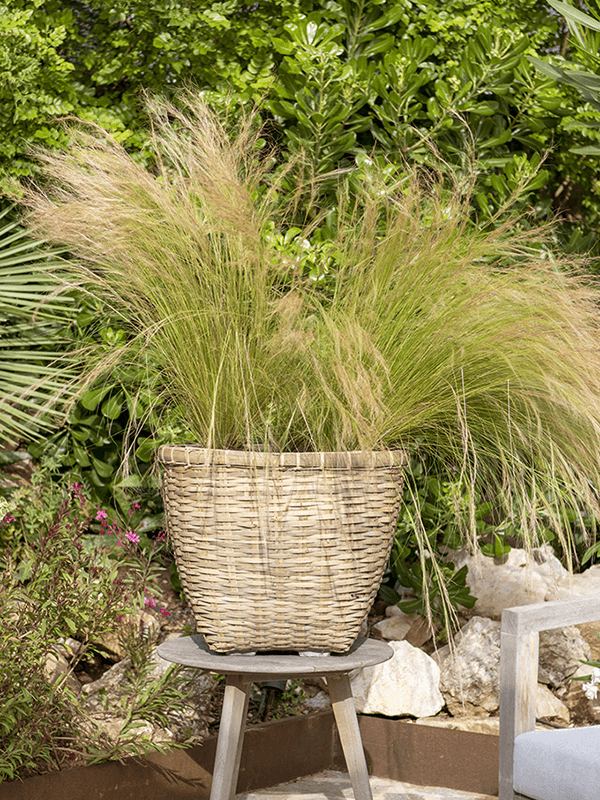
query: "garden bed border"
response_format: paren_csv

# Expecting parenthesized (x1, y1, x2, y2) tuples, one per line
(0, 711, 499, 799)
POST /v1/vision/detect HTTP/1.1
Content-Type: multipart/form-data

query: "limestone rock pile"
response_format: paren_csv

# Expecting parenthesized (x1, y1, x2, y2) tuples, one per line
(352, 546, 600, 733)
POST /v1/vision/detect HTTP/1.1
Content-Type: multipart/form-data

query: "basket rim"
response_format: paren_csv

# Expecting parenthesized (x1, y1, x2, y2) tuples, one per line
(156, 445, 407, 469)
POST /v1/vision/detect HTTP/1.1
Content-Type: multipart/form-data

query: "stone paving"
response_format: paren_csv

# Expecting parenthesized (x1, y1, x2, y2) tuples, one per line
(237, 770, 496, 800)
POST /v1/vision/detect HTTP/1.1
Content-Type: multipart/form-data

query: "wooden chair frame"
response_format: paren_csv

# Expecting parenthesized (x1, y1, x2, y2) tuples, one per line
(499, 592, 600, 800)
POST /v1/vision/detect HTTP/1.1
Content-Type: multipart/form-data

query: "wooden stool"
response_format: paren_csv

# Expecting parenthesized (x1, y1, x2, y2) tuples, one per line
(157, 635, 393, 800)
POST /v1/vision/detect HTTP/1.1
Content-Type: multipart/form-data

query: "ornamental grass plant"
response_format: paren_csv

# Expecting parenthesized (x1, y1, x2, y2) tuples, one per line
(19, 93, 600, 552)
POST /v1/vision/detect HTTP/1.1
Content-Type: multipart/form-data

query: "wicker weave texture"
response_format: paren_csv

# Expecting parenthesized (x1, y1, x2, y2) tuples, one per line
(157, 446, 406, 654)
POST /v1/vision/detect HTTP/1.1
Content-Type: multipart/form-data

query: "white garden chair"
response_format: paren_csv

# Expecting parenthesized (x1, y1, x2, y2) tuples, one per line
(499, 593, 600, 799)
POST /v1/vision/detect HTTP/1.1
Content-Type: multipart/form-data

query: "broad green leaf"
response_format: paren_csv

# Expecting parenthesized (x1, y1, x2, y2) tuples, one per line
(467, 101, 499, 115)
(548, 0, 600, 33)
(136, 439, 155, 462)
(527, 56, 565, 83)
(91, 456, 115, 478)
(398, 597, 425, 614)
(570, 145, 600, 155)
(72, 440, 91, 467)
(362, 4, 406, 35)
(81, 386, 110, 411)
(378, 584, 401, 605)
(480, 129, 512, 149)
(101, 394, 123, 419)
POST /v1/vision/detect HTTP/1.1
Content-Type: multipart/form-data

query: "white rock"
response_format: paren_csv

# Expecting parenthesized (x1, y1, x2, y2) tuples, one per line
(550, 564, 600, 599)
(82, 641, 215, 742)
(536, 684, 570, 723)
(57, 637, 83, 656)
(372, 614, 414, 641)
(385, 605, 413, 619)
(529, 544, 573, 587)
(81, 659, 130, 702)
(440, 617, 501, 715)
(576, 620, 600, 662)
(416, 715, 500, 735)
(450, 545, 600, 617)
(79, 715, 173, 746)
(350, 640, 444, 718)
(430, 643, 451, 667)
(303, 691, 331, 711)
(94, 610, 160, 660)
(538, 626, 591, 687)
(449, 546, 568, 619)
(44, 648, 81, 692)
(417, 696, 569, 733)
(439, 612, 587, 718)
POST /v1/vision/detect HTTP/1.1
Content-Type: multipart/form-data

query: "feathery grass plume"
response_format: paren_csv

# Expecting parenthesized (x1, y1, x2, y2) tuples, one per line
(19, 92, 600, 556)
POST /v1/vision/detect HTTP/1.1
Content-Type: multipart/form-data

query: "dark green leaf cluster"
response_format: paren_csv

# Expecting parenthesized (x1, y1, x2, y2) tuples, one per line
(0, 0, 316, 185)
(380, 458, 479, 629)
(26, 295, 169, 513)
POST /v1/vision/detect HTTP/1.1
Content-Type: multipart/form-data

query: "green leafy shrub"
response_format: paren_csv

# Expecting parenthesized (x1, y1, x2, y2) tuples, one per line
(263, 2, 590, 242)
(0, 0, 316, 188)
(380, 460, 478, 628)
(0, 201, 172, 514)
(25, 297, 168, 515)
(0, 5, 78, 188)
(4, 0, 600, 243)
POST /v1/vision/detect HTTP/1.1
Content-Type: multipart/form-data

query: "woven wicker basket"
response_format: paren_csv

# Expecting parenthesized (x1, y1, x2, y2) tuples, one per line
(157, 446, 406, 654)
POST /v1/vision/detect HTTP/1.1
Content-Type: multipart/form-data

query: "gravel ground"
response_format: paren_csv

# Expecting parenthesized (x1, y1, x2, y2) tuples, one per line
(236, 771, 497, 800)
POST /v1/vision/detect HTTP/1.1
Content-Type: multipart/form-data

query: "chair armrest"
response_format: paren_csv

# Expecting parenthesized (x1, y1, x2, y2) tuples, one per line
(502, 593, 600, 636)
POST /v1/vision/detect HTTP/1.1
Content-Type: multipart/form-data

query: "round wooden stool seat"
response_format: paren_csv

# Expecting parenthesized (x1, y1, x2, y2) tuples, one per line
(157, 634, 392, 678)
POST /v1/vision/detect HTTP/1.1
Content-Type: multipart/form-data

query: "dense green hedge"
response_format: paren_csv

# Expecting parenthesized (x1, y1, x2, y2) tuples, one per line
(2, 0, 600, 246)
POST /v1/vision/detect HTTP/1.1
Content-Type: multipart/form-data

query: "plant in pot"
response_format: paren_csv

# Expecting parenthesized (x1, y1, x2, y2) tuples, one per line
(19, 93, 600, 654)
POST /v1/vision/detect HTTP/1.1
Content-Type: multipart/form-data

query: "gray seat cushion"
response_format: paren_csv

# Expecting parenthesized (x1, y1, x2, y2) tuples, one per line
(513, 725, 600, 800)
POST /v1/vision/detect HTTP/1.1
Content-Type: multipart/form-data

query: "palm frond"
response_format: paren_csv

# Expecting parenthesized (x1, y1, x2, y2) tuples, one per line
(0, 206, 76, 443)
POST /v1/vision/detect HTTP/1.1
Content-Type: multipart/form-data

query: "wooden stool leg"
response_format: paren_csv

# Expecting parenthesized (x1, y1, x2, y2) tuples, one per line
(210, 674, 252, 800)
(328, 673, 373, 800)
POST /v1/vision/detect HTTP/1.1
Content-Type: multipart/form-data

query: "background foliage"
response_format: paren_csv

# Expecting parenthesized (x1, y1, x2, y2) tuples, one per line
(2, 0, 599, 246)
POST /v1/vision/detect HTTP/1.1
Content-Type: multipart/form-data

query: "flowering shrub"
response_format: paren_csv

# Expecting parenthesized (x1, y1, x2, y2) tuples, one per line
(581, 667, 600, 700)
(0, 482, 195, 782)
(573, 657, 600, 702)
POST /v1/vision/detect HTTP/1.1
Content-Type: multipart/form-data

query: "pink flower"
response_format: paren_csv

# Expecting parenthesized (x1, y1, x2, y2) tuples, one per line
(144, 596, 156, 608)
(125, 530, 140, 544)
(156, 531, 166, 542)
(159, 608, 171, 617)
(70, 482, 85, 508)
(128, 502, 141, 517)
(95, 509, 108, 521)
